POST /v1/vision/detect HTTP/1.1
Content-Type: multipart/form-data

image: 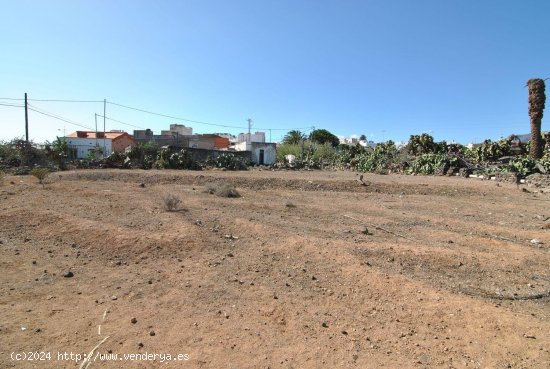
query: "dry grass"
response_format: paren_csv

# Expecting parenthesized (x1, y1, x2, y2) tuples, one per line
(204, 182, 241, 198)
(284, 200, 296, 208)
(30, 168, 50, 187)
(162, 194, 181, 212)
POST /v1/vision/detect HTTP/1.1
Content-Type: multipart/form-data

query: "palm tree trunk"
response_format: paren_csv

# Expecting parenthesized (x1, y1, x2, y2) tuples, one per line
(528, 79, 546, 160)
(530, 116, 542, 160)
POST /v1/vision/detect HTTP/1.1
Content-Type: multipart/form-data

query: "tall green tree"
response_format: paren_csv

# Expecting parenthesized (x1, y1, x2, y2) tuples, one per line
(309, 129, 340, 147)
(528, 78, 546, 160)
(282, 130, 306, 145)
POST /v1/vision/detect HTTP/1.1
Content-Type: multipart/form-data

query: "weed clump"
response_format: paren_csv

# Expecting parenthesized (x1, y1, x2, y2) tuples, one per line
(30, 168, 49, 187)
(162, 194, 181, 212)
(284, 200, 296, 208)
(204, 182, 241, 198)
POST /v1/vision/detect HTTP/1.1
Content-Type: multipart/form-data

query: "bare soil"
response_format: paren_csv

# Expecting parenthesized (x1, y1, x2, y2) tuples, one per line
(1, 169, 550, 368)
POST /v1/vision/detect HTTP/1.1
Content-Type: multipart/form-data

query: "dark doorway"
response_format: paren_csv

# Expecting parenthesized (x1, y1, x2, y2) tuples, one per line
(259, 149, 265, 165)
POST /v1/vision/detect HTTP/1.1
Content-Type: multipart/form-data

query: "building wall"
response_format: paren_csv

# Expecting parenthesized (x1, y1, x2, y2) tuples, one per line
(238, 132, 266, 143)
(188, 136, 215, 149)
(133, 129, 153, 140)
(170, 124, 193, 136)
(185, 148, 251, 163)
(251, 143, 276, 165)
(66, 138, 112, 159)
(112, 134, 137, 152)
(234, 142, 276, 165)
(214, 137, 230, 149)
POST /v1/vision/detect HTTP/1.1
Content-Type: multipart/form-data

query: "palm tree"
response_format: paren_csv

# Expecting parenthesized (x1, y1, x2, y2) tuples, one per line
(528, 78, 546, 160)
(283, 130, 306, 145)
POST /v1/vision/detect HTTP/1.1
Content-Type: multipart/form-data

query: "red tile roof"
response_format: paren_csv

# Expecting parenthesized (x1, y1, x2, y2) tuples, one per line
(66, 131, 129, 140)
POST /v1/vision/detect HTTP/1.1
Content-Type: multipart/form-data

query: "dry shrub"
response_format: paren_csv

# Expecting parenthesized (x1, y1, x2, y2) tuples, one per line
(204, 182, 240, 198)
(0, 171, 4, 186)
(204, 183, 217, 194)
(30, 168, 49, 187)
(162, 194, 181, 211)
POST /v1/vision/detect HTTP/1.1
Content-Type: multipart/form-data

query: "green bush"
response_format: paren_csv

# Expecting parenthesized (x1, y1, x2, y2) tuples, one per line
(276, 143, 301, 162)
(169, 149, 196, 169)
(355, 141, 399, 173)
(408, 153, 455, 175)
(507, 156, 538, 177)
(206, 153, 248, 170)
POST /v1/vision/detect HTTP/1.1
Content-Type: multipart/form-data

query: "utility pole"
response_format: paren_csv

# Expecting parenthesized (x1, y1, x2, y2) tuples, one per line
(103, 99, 106, 157)
(95, 113, 99, 149)
(24, 93, 29, 142)
(247, 118, 252, 143)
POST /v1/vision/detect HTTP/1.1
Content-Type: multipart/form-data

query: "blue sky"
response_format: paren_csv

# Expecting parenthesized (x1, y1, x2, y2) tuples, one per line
(1, 0, 548, 144)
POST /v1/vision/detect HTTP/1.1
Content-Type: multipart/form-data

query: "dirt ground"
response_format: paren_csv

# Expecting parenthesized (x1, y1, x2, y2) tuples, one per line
(1, 169, 550, 369)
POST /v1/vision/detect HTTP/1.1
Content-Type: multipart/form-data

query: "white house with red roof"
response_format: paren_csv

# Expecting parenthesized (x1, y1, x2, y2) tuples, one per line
(65, 131, 137, 159)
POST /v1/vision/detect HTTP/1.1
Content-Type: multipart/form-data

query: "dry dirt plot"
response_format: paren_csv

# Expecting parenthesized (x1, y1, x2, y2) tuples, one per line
(1, 169, 550, 368)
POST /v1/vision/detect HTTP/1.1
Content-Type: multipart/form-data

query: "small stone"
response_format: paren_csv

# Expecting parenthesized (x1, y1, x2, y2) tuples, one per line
(63, 271, 74, 278)
(149, 330, 155, 336)
(131, 317, 137, 324)
(35, 328, 41, 333)
(111, 296, 118, 300)
(32, 260, 37, 265)
(530, 239, 544, 245)
(322, 322, 328, 328)
(139, 183, 145, 188)
(138, 342, 144, 348)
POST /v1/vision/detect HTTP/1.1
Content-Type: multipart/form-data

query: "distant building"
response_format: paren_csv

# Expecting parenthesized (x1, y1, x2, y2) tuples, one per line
(187, 134, 230, 150)
(160, 123, 193, 136)
(359, 140, 376, 148)
(238, 131, 266, 143)
(234, 141, 276, 165)
(212, 132, 238, 143)
(341, 137, 359, 145)
(134, 124, 193, 146)
(65, 131, 137, 159)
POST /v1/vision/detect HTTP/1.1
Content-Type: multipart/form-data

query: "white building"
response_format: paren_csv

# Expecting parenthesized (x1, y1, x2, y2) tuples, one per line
(160, 124, 193, 136)
(65, 132, 113, 159)
(238, 131, 266, 143)
(65, 131, 137, 159)
(234, 142, 276, 165)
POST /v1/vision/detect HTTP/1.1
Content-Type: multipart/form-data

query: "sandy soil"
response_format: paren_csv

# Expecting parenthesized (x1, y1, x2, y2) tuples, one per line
(1, 169, 550, 368)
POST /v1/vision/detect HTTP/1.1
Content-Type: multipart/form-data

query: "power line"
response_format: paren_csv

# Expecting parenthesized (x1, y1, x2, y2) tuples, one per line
(0, 97, 24, 101)
(109, 100, 315, 132)
(27, 104, 95, 131)
(96, 114, 145, 129)
(2, 95, 317, 133)
(0, 102, 24, 108)
(107, 100, 248, 129)
(29, 98, 103, 103)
